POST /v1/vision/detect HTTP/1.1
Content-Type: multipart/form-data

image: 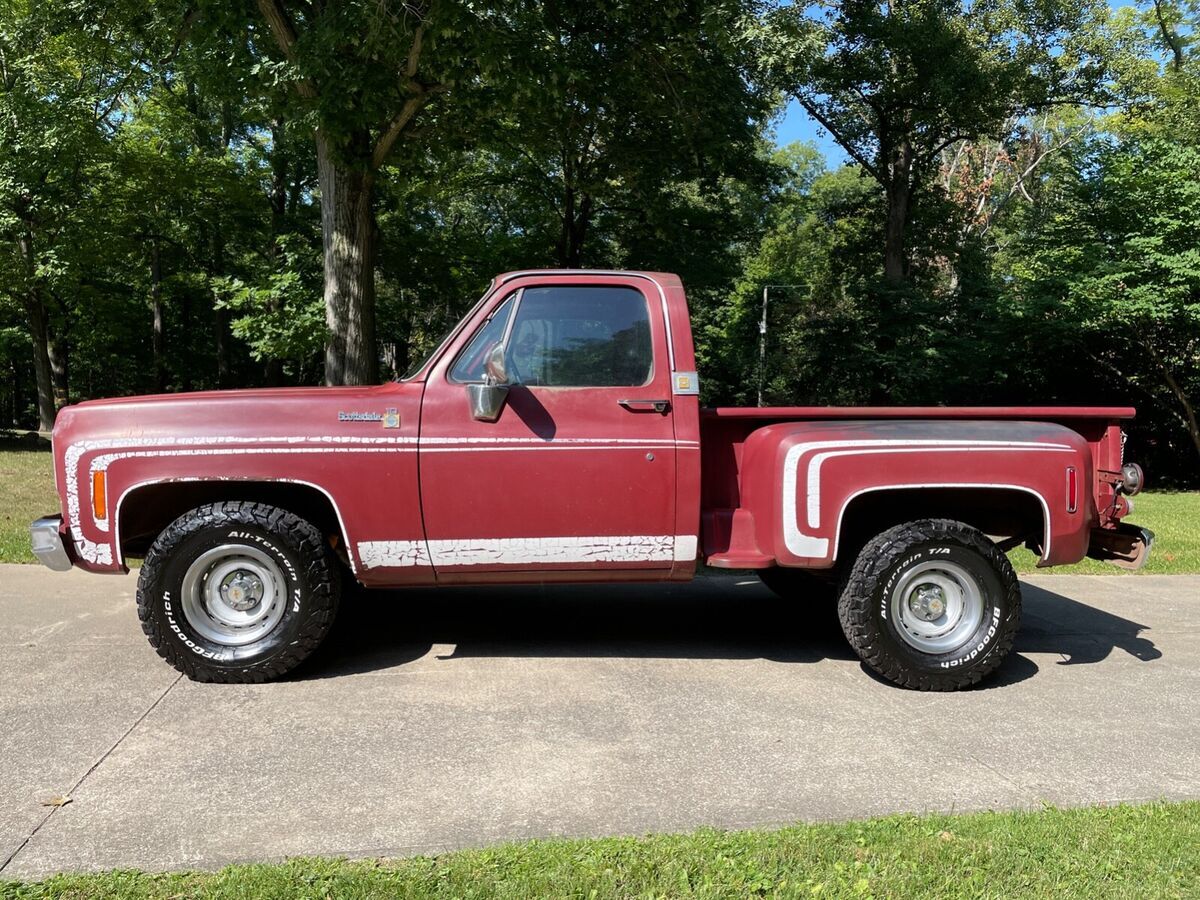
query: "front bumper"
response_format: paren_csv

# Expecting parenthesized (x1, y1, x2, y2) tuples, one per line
(30, 516, 74, 572)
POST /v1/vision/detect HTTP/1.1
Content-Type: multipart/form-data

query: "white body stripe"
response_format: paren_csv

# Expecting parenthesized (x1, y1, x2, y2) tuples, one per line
(674, 534, 698, 562)
(782, 439, 1074, 560)
(63, 435, 417, 565)
(62, 433, 694, 568)
(357, 534, 695, 569)
(358, 540, 431, 569)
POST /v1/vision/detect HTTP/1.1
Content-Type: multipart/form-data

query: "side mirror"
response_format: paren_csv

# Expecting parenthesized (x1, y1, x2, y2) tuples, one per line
(484, 343, 508, 384)
(467, 344, 510, 422)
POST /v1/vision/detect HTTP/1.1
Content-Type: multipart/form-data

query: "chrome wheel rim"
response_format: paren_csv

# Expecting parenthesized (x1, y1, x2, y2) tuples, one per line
(180, 544, 287, 646)
(889, 560, 984, 654)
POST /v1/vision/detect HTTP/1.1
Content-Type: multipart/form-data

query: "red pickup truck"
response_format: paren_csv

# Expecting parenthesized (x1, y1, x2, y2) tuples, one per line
(31, 270, 1151, 690)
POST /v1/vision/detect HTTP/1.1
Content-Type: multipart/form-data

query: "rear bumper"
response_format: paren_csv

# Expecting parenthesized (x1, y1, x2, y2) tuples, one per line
(30, 516, 74, 572)
(1087, 523, 1154, 570)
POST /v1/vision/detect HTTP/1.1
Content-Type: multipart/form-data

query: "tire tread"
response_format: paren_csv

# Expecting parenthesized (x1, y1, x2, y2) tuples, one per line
(136, 501, 339, 683)
(837, 518, 1021, 691)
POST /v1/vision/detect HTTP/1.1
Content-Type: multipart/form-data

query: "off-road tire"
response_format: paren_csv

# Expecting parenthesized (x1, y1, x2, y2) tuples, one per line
(838, 519, 1020, 691)
(137, 502, 340, 683)
(757, 567, 838, 602)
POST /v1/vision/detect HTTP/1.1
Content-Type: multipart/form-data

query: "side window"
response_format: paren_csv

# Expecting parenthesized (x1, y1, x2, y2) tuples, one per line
(506, 286, 652, 387)
(449, 295, 516, 382)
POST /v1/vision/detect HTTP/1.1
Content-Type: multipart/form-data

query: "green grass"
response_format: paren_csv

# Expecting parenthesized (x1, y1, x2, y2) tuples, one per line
(1008, 490, 1200, 575)
(2, 802, 1197, 898)
(0, 443, 57, 564)
(1, 439, 1198, 572)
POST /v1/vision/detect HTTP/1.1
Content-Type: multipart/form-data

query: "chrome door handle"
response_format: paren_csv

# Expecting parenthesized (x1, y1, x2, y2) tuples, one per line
(618, 399, 671, 413)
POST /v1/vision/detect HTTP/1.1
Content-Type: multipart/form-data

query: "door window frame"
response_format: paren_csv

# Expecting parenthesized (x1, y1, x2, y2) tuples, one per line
(443, 281, 660, 390)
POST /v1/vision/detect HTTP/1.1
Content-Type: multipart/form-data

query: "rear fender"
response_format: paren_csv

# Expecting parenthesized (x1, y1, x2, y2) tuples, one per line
(738, 419, 1094, 569)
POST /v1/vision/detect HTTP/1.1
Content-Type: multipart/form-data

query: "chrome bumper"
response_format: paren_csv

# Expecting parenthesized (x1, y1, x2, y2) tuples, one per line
(30, 516, 74, 572)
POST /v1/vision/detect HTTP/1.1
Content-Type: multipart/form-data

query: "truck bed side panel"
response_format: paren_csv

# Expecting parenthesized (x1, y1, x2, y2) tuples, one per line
(702, 416, 1110, 569)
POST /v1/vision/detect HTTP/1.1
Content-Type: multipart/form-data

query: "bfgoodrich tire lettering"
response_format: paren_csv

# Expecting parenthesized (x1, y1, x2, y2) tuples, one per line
(838, 519, 1020, 691)
(136, 501, 340, 683)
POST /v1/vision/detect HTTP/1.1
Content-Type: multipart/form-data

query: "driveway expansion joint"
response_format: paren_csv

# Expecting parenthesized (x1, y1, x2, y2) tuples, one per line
(0, 672, 183, 875)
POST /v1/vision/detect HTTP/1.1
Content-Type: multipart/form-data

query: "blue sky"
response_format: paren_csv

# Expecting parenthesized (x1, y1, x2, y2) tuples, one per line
(772, 98, 848, 162)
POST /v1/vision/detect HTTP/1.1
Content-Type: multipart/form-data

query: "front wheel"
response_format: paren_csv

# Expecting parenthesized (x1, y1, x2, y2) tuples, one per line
(838, 519, 1020, 691)
(137, 501, 341, 683)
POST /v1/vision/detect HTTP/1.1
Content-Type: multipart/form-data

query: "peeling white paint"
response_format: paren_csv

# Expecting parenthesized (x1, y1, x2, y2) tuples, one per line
(420, 445, 680, 453)
(62, 432, 697, 568)
(63, 434, 416, 565)
(355, 534, 695, 568)
(428, 535, 675, 566)
(357, 541, 431, 569)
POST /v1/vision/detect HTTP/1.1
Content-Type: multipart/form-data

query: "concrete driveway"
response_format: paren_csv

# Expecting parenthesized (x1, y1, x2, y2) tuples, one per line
(1, 564, 1197, 879)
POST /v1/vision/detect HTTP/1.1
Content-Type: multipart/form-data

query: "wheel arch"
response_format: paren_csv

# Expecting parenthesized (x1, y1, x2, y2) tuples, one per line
(116, 479, 353, 572)
(835, 485, 1048, 565)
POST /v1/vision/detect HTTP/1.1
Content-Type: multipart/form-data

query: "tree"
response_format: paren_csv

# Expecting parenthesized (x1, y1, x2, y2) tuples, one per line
(1006, 131, 1200, 466)
(753, 0, 1117, 284)
(0, 0, 155, 428)
(490, 0, 768, 269)
(250, 0, 519, 385)
(715, 144, 889, 405)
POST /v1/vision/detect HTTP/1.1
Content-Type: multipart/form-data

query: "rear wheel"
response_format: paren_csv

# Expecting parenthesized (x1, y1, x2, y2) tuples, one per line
(136, 501, 340, 683)
(838, 519, 1020, 691)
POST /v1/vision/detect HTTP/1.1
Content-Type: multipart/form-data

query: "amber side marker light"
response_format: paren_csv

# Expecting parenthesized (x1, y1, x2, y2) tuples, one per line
(92, 471, 107, 520)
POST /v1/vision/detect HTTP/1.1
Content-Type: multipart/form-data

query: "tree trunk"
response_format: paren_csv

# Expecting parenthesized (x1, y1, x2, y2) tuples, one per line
(557, 191, 592, 269)
(316, 132, 378, 386)
(264, 118, 288, 387)
(883, 142, 914, 285)
(556, 181, 576, 267)
(1150, 346, 1200, 465)
(212, 111, 235, 388)
(48, 332, 68, 409)
(17, 226, 56, 431)
(884, 181, 910, 284)
(10, 358, 21, 427)
(151, 238, 166, 392)
(211, 226, 231, 388)
(180, 291, 193, 392)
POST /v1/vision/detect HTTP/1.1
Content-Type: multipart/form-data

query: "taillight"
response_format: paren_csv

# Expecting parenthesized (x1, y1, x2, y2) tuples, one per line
(1066, 466, 1078, 514)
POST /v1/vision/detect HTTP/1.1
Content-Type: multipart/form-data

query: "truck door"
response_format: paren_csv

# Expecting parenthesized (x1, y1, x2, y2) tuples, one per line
(418, 275, 680, 580)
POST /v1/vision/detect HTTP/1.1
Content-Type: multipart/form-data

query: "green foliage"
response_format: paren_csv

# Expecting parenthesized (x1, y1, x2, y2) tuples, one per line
(999, 78, 1200, 475)
(0, 0, 1197, 481)
(215, 234, 325, 374)
(755, 0, 1115, 173)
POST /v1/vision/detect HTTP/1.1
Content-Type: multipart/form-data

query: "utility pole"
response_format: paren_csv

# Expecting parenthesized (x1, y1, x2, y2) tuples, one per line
(757, 284, 805, 407)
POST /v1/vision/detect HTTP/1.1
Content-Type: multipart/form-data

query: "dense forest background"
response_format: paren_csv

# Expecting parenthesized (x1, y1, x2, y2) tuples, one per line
(1, 0, 1197, 483)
